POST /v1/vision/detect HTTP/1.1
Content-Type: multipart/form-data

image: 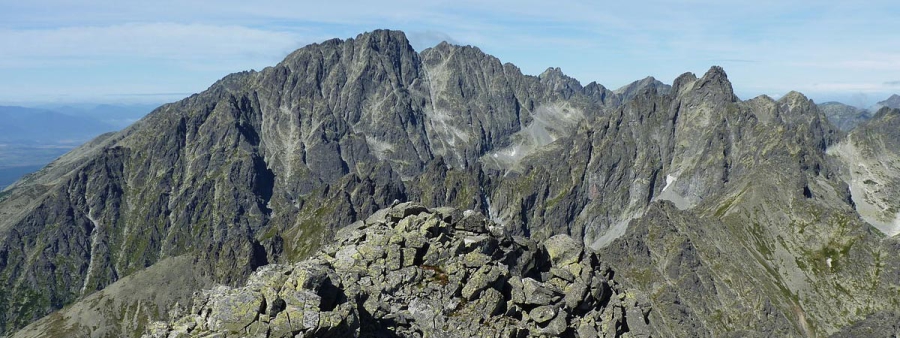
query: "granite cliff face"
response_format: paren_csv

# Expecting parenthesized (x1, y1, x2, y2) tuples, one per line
(3, 30, 900, 337)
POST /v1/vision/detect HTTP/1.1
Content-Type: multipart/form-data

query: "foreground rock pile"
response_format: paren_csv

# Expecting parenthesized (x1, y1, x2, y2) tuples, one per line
(144, 203, 648, 337)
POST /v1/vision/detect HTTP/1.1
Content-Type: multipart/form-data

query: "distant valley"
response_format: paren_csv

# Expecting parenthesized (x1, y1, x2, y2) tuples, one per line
(0, 104, 157, 189)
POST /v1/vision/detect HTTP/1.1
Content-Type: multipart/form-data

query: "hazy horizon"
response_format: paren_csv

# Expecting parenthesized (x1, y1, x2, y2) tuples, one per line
(2, 1, 899, 107)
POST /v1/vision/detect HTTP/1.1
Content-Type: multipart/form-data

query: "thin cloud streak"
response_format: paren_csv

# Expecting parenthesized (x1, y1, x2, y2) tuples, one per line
(1, 1, 899, 104)
(0, 23, 303, 67)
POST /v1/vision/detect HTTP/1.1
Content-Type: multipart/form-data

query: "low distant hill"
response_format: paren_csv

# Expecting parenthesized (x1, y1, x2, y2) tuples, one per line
(0, 106, 116, 143)
(42, 103, 160, 129)
(0, 104, 156, 189)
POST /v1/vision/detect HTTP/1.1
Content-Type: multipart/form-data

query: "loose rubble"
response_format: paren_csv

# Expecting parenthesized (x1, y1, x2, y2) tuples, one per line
(144, 203, 648, 337)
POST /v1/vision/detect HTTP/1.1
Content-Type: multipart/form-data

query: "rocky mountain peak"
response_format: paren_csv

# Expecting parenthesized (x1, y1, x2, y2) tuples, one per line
(671, 71, 699, 95)
(777, 90, 814, 112)
(878, 94, 900, 108)
(423, 41, 487, 60)
(693, 66, 736, 101)
(355, 29, 413, 51)
(539, 66, 565, 78)
(614, 75, 671, 102)
(538, 67, 584, 94)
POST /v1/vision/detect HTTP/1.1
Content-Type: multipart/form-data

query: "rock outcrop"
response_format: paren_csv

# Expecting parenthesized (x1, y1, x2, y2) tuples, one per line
(143, 203, 645, 338)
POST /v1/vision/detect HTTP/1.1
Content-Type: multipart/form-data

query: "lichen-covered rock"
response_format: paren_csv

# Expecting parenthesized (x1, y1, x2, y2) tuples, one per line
(143, 203, 638, 337)
(530, 305, 556, 324)
(206, 289, 265, 333)
(544, 234, 583, 267)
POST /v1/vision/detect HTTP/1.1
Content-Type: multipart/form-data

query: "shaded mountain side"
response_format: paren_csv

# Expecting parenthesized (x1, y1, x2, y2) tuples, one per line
(3, 29, 900, 337)
(604, 170, 900, 336)
(818, 102, 870, 131)
(486, 69, 841, 250)
(602, 202, 802, 337)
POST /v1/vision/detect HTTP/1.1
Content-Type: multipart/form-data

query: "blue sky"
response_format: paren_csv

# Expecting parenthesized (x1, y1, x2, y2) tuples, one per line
(1, 1, 899, 107)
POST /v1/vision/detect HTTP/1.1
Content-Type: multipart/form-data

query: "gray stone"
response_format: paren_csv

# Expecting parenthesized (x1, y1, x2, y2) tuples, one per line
(523, 278, 558, 305)
(550, 267, 575, 282)
(388, 202, 429, 221)
(577, 320, 599, 338)
(509, 278, 526, 304)
(544, 235, 582, 267)
(530, 306, 556, 324)
(625, 300, 651, 338)
(543, 309, 568, 336)
(402, 247, 418, 267)
(281, 289, 321, 309)
(207, 291, 264, 332)
(461, 265, 502, 300)
(333, 245, 360, 271)
(454, 211, 488, 233)
(565, 281, 589, 310)
(385, 244, 402, 270)
(475, 287, 504, 317)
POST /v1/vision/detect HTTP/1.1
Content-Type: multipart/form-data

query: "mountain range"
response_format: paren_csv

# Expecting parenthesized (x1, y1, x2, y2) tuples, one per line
(34, 103, 161, 130)
(2, 30, 899, 337)
(0, 106, 116, 144)
(818, 94, 900, 131)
